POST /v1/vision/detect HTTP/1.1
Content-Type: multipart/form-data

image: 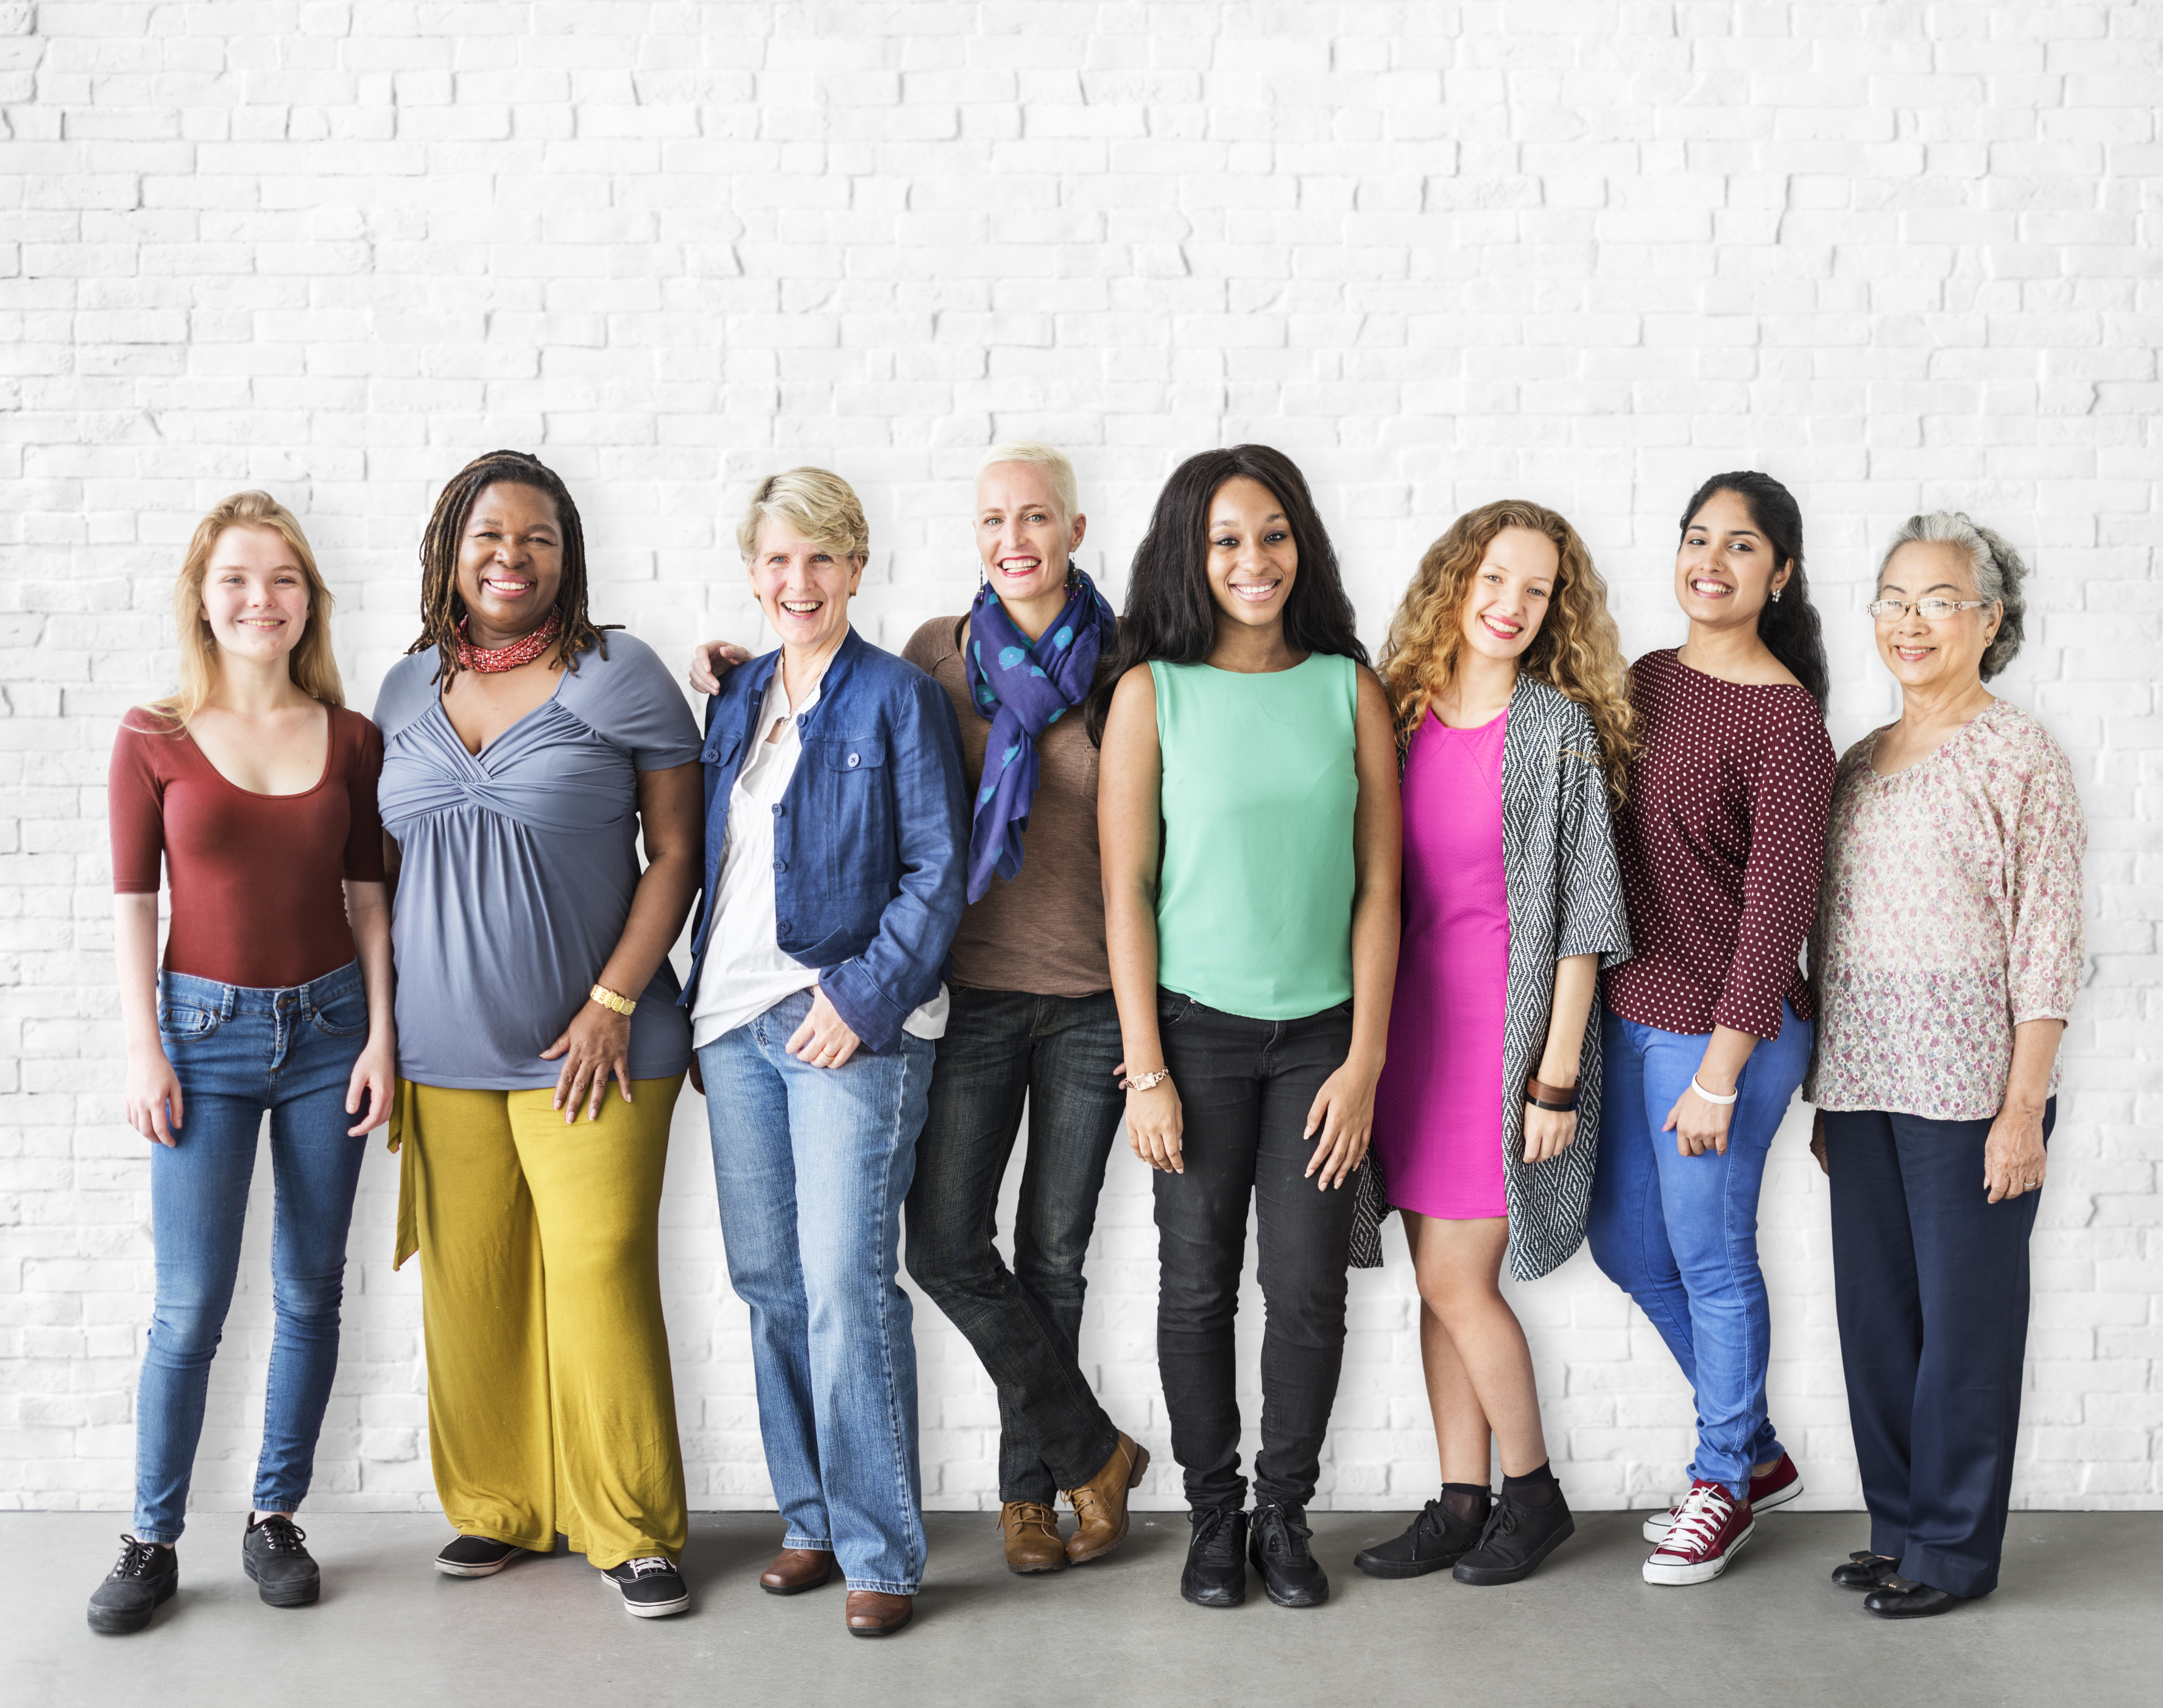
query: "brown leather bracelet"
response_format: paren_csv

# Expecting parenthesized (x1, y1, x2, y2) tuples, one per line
(1525, 1075, 1579, 1113)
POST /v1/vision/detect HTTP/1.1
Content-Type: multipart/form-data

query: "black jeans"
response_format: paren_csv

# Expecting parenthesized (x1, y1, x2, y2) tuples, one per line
(1824, 1100, 2054, 1600)
(1153, 990, 1358, 1513)
(903, 986, 1124, 1504)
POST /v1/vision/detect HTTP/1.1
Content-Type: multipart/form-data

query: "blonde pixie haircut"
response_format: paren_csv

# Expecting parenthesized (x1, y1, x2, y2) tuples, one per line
(976, 440, 1079, 523)
(147, 490, 344, 728)
(736, 467, 870, 563)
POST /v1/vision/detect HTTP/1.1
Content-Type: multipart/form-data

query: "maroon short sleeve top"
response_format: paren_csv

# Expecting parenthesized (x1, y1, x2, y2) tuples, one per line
(108, 705, 386, 989)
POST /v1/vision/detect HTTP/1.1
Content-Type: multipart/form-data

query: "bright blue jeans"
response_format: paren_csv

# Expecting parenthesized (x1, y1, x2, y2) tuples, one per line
(134, 964, 370, 1544)
(699, 990, 936, 1596)
(1586, 1000, 1812, 1502)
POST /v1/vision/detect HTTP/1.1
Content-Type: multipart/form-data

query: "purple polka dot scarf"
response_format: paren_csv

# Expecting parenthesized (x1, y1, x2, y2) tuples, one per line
(961, 568, 1117, 904)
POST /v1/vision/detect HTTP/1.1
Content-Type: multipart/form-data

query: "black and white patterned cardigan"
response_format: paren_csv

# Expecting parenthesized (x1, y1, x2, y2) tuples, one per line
(1349, 674, 1632, 1282)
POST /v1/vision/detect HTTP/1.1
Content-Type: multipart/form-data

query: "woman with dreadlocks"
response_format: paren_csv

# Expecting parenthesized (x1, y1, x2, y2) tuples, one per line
(372, 450, 705, 1619)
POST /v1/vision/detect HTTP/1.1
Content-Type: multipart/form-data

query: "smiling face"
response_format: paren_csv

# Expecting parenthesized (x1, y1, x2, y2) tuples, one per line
(1204, 475, 1298, 632)
(454, 482, 565, 646)
(1674, 486, 1790, 630)
(975, 461, 1084, 607)
(747, 515, 864, 655)
(1875, 539, 1999, 694)
(1458, 525, 1559, 665)
(199, 525, 312, 665)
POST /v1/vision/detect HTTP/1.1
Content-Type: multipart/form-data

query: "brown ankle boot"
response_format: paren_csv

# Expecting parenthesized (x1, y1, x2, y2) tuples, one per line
(1063, 1431, 1151, 1565)
(999, 1501, 1068, 1573)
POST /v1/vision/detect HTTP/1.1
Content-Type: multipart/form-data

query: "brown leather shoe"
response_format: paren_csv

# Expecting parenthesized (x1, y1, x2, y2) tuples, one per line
(1064, 1430, 1151, 1565)
(845, 1589, 913, 1636)
(759, 1547, 834, 1595)
(999, 1501, 1069, 1574)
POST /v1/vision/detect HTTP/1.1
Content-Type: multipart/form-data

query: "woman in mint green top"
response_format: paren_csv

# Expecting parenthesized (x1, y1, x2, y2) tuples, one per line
(1151, 652, 1361, 1018)
(1095, 445, 1401, 1612)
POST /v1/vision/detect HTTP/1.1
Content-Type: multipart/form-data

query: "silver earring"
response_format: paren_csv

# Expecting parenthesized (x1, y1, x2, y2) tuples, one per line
(1771, 588, 1783, 604)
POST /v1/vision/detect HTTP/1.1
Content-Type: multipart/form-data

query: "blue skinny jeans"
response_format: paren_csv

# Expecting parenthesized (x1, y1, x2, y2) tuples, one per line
(133, 964, 370, 1544)
(1586, 1000, 1811, 1502)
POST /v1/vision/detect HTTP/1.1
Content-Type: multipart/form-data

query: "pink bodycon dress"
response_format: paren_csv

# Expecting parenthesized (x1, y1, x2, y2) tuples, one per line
(1372, 708, 1510, 1220)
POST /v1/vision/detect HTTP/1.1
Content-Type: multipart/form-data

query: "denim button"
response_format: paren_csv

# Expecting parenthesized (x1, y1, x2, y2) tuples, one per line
(847, 752, 859, 768)
(777, 917, 791, 933)
(773, 859, 786, 873)
(772, 803, 783, 817)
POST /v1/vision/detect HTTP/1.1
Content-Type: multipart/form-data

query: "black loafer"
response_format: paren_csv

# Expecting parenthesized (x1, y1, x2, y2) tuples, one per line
(1832, 1550, 1899, 1590)
(1180, 1508, 1248, 1608)
(1453, 1490, 1576, 1586)
(1865, 1578, 1962, 1618)
(1249, 1500, 1328, 1608)
(243, 1514, 320, 1607)
(1354, 1498, 1484, 1579)
(87, 1535, 178, 1634)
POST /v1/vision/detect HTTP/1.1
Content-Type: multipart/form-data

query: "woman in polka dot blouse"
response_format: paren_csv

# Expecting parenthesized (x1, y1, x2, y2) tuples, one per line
(1584, 471, 1837, 1589)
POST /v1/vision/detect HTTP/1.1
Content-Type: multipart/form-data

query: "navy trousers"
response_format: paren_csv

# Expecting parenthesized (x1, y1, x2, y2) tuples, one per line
(1823, 1100, 2054, 1600)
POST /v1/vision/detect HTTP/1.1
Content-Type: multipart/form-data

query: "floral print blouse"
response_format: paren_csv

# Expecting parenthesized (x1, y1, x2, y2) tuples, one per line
(1806, 698, 2086, 1121)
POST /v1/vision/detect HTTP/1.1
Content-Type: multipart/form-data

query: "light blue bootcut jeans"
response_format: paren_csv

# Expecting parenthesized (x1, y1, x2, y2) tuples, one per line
(133, 964, 371, 1544)
(1586, 1000, 1812, 1502)
(699, 990, 936, 1596)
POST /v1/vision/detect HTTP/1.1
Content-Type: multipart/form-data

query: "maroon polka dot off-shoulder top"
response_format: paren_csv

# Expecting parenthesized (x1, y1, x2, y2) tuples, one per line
(1605, 649, 1836, 1042)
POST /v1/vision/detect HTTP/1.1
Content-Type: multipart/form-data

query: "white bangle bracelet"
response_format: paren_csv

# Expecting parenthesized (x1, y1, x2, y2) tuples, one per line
(1690, 1075, 1739, 1107)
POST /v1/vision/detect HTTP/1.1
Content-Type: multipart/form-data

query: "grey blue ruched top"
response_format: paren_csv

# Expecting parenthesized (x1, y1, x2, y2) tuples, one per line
(375, 632, 703, 1090)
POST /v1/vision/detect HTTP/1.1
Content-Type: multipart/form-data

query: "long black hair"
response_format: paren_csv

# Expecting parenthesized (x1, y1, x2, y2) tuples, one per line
(1678, 470, 1829, 715)
(408, 449, 615, 682)
(1085, 444, 1366, 744)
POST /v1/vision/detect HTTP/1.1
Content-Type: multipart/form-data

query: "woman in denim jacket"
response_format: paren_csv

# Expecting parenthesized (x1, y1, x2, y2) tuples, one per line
(681, 467, 967, 1640)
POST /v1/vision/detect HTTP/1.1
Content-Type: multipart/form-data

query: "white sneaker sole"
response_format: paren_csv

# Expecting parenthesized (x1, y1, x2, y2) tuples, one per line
(434, 1545, 527, 1578)
(1642, 1519, 1755, 1586)
(1643, 1475, 1802, 1542)
(619, 1590, 691, 1618)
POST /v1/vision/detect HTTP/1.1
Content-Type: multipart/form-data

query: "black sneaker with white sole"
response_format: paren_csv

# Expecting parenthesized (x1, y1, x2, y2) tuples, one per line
(242, 1514, 320, 1606)
(434, 1535, 528, 1578)
(602, 1555, 690, 1617)
(87, 1535, 178, 1634)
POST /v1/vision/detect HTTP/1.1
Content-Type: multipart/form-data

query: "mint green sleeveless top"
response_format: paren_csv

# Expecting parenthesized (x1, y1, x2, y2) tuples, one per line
(1151, 652, 1360, 1020)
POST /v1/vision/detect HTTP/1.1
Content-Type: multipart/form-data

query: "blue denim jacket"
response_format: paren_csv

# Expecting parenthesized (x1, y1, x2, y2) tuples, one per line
(681, 626, 969, 1054)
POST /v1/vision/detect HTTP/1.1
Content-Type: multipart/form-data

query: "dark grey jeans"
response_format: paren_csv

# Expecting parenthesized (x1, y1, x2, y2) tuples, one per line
(902, 986, 1124, 1505)
(1152, 989, 1359, 1514)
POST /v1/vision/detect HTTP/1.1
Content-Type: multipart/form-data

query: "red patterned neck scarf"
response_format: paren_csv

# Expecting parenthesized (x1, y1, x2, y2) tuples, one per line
(456, 607, 561, 674)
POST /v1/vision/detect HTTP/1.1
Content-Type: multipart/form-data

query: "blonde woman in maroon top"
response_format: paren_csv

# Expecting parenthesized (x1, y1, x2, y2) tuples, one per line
(91, 493, 392, 1635)
(1584, 471, 1835, 1589)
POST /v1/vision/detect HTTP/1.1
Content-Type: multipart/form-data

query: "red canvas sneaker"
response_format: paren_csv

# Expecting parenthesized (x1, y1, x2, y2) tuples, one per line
(1642, 1479, 1755, 1586)
(1643, 1452, 1799, 1543)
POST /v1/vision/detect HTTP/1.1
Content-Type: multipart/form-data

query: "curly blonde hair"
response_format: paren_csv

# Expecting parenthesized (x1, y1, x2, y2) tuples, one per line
(1378, 499, 1637, 805)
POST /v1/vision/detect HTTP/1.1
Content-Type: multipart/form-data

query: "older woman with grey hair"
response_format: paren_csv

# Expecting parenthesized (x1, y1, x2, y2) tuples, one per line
(1804, 511, 2086, 1620)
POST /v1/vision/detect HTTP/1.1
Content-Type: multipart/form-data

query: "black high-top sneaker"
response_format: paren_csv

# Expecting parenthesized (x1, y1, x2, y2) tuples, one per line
(243, 1514, 321, 1607)
(87, 1535, 178, 1634)
(1248, 1500, 1328, 1607)
(1353, 1493, 1489, 1579)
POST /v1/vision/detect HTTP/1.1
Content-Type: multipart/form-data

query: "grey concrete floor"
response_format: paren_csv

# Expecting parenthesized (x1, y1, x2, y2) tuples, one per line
(4, 1509, 2154, 1708)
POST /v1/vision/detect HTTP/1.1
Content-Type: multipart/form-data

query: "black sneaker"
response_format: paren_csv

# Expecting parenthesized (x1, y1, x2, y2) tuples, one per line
(1353, 1495, 1487, 1579)
(434, 1535, 528, 1578)
(242, 1514, 320, 1607)
(87, 1535, 177, 1634)
(1248, 1500, 1328, 1607)
(1179, 1507, 1249, 1608)
(1452, 1488, 1576, 1586)
(601, 1555, 690, 1618)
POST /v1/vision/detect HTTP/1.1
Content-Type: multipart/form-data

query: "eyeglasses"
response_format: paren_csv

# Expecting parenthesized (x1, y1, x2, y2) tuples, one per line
(1866, 598, 1991, 621)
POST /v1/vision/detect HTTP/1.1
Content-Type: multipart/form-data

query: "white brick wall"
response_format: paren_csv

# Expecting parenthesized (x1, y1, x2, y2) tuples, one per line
(3, 2, 2157, 1519)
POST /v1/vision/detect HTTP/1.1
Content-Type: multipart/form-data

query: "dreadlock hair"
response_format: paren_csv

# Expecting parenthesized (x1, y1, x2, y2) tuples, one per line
(406, 449, 615, 681)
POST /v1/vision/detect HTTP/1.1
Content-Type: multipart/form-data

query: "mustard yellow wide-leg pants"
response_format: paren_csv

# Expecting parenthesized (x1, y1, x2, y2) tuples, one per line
(390, 1076, 688, 1569)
